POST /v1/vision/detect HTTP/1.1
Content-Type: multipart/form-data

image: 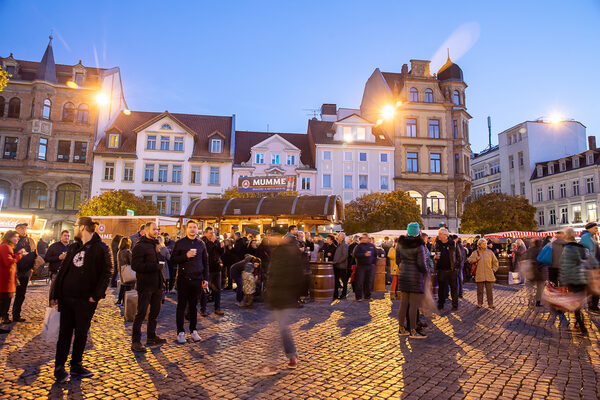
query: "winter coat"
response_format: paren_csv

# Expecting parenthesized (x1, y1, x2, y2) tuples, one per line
(388, 246, 399, 275)
(526, 244, 547, 282)
(202, 237, 224, 274)
(0, 242, 22, 294)
(559, 242, 589, 286)
(579, 231, 597, 255)
(321, 242, 337, 261)
(15, 235, 36, 278)
(468, 248, 499, 282)
(172, 236, 209, 281)
(266, 239, 305, 309)
(333, 242, 349, 270)
(396, 236, 427, 293)
(45, 241, 69, 273)
(353, 242, 377, 267)
(131, 236, 163, 291)
(512, 244, 527, 272)
(432, 239, 459, 271)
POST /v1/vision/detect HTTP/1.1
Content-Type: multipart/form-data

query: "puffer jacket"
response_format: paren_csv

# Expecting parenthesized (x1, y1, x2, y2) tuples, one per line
(388, 246, 399, 275)
(560, 242, 589, 286)
(396, 236, 427, 293)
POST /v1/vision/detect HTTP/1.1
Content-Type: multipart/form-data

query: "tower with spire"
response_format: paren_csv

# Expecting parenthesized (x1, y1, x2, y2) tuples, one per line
(35, 35, 57, 83)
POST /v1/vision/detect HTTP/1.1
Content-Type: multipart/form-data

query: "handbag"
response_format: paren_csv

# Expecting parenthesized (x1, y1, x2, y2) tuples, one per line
(537, 244, 553, 266)
(120, 264, 137, 285)
(41, 307, 60, 343)
(471, 250, 479, 276)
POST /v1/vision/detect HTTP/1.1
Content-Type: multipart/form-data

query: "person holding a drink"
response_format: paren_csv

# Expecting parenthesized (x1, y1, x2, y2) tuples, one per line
(45, 230, 71, 282)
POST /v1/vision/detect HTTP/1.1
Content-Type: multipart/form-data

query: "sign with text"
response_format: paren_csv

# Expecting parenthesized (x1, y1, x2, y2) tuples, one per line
(238, 176, 296, 193)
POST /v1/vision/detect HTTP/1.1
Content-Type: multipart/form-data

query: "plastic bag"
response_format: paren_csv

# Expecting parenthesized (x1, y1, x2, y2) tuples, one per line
(420, 275, 438, 318)
(541, 282, 587, 312)
(41, 307, 60, 343)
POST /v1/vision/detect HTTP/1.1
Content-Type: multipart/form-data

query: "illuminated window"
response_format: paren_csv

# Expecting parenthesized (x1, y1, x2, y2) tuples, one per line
(424, 89, 433, 103)
(108, 134, 119, 148)
(42, 99, 51, 120)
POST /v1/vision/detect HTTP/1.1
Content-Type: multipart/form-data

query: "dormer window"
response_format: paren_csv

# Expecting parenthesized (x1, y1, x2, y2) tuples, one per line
(210, 138, 223, 153)
(559, 161, 566, 172)
(161, 123, 172, 130)
(588, 153, 594, 165)
(573, 157, 579, 168)
(108, 133, 119, 148)
(549, 164, 554, 174)
(343, 126, 352, 141)
(537, 166, 543, 176)
(255, 153, 264, 164)
(75, 72, 84, 86)
(356, 127, 366, 141)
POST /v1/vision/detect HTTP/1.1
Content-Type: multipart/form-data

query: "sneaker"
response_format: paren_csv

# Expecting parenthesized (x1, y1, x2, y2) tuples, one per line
(214, 309, 224, 316)
(146, 336, 167, 345)
(488, 305, 495, 309)
(131, 342, 147, 353)
(287, 358, 298, 369)
(256, 365, 278, 376)
(54, 366, 70, 383)
(200, 311, 209, 317)
(476, 304, 483, 308)
(177, 332, 187, 344)
(409, 329, 427, 339)
(398, 327, 409, 336)
(71, 364, 93, 378)
(191, 330, 201, 342)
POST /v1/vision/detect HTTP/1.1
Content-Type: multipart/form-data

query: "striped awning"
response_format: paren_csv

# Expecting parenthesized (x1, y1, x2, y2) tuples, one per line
(484, 231, 557, 239)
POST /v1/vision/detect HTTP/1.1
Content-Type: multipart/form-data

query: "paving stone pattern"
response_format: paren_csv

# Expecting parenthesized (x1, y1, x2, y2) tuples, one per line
(0, 282, 599, 399)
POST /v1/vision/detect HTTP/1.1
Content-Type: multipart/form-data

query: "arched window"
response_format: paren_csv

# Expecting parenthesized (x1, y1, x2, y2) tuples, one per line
(0, 180, 11, 205)
(55, 183, 81, 210)
(43, 99, 51, 120)
(21, 181, 47, 209)
(407, 190, 423, 214)
(453, 90, 460, 105)
(0, 97, 5, 117)
(77, 104, 89, 123)
(425, 89, 433, 103)
(62, 102, 75, 122)
(426, 191, 446, 215)
(409, 88, 418, 102)
(8, 97, 20, 118)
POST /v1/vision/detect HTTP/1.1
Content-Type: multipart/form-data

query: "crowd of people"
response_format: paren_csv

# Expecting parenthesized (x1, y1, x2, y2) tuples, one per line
(0, 217, 598, 382)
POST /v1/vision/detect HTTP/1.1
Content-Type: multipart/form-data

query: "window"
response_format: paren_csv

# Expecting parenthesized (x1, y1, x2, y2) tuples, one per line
(549, 209, 557, 225)
(191, 168, 201, 184)
(573, 180, 580, 196)
(5, 66, 15, 76)
(424, 89, 433, 103)
(559, 183, 567, 198)
(123, 163, 134, 182)
(491, 184, 501, 193)
(55, 183, 81, 210)
(428, 120, 440, 138)
(156, 196, 167, 215)
(587, 177, 595, 194)
(560, 207, 569, 224)
(344, 152, 352, 161)
(174, 137, 184, 152)
(343, 126, 352, 141)
(549, 164, 554, 174)
(209, 167, 220, 185)
(453, 90, 460, 105)
(509, 155, 514, 169)
(453, 120, 458, 139)
(161, 123, 172, 130)
(490, 162, 500, 175)
(537, 188, 543, 202)
(2, 137, 17, 159)
(518, 152, 524, 167)
(170, 197, 181, 215)
(8, 97, 20, 118)
(548, 185, 554, 200)
(587, 203, 597, 222)
(408, 191, 423, 214)
(271, 153, 280, 165)
(426, 191, 446, 215)
(380, 176, 389, 190)
(144, 164, 154, 182)
(73, 141, 87, 163)
(143, 195, 153, 203)
(38, 138, 48, 160)
(301, 177, 311, 190)
(42, 99, 51, 120)
(344, 175, 352, 189)
(359, 175, 368, 189)
(520, 182, 526, 195)
(588, 153, 594, 165)
(430, 153, 441, 173)
(473, 169, 484, 180)
(210, 138, 223, 153)
(62, 102, 75, 122)
(356, 127, 366, 141)
(0, 97, 4, 117)
(511, 184, 516, 196)
(286, 155, 296, 165)
(0, 180, 9, 204)
(323, 151, 331, 161)
(574, 157, 580, 168)
(77, 104, 88, 123)
(172, 165, 182, 183)
(108, 134, 119, 148)
(57, 140, 70, 162)
(359, 152, 367, 162)
(21, 182, 47, 209)
(380, 153, 388, 163)
(255, 153, 264, 164)
(474, 188, 486, 198)
(538, 211, 545, 226)
(146, 135, 156, 150)
(573, 205, 582, 223)
(104, 162, 115, 181)
(409, 88, 418, 102)
(158, 165, 168, 182)
(455, 154, 460, 174)
(559, 162, 566, 172)
(406, 119, 417, 137)
(322, 174, 331, 188)
(407, 152, 418, 172)
(160, 136, 170, 151)
(75, 72, 84, 86)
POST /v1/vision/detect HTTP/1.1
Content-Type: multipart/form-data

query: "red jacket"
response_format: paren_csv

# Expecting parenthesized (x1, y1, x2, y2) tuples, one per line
(0, 242, 22, 294)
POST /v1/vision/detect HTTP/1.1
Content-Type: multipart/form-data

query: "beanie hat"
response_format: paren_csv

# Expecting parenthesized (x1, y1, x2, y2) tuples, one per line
(585, 222, 598, 230)
(407, 222, 420, 237)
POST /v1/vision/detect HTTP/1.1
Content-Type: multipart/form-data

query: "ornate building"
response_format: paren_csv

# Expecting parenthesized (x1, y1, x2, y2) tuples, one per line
(360, 57, 472, 230)
(0, 37, 125, 236)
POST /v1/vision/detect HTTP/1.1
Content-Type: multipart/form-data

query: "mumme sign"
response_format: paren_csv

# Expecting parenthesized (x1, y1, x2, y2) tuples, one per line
(238, 176, 296, 193)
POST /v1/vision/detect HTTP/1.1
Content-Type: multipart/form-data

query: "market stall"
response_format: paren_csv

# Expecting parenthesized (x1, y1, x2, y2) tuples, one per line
(0, 213, 48, 240)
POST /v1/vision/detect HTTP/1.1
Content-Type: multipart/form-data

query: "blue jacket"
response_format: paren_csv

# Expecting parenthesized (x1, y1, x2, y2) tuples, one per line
(579, 231, 597, 256)
(353, 242, 377, 267)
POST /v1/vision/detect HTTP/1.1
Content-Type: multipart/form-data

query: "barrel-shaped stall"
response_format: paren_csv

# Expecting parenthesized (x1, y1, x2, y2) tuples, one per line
(496, 256, 511, 283)
(373, 257, 387, 291)
(310, 261, 334, 301)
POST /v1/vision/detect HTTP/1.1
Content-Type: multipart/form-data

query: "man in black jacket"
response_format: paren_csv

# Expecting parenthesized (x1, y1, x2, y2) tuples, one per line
(131, 222, 166, 353)
(11, 223, 37, 323)
(45, 230, 70, 281)
(50, 217, 112, 383)
(172, 220, 209, 344)
(352, 233, 377, 301)
(433, 228, 460, 311)
(201, 227, 225, 316)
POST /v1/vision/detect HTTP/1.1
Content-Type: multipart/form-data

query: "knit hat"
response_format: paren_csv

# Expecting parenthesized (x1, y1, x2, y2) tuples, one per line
(407, 222, 420, 237)
(585, 222, 598, 230)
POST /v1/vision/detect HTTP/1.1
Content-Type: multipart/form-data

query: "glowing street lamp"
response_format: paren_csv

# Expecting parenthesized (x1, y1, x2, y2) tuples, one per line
(95, 92, 110, 106)
(382, 105, 396, 120)
(66, 81, 78, 89)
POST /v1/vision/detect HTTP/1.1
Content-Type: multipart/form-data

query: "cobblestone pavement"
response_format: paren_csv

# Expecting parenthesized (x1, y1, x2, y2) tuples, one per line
(1, 281, 599, 399)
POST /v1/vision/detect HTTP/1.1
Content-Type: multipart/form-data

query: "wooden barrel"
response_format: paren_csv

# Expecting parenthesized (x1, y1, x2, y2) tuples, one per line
(310, 262, 334, 301)
(496, 256, 511, 283)
(373, 257, 387, 291)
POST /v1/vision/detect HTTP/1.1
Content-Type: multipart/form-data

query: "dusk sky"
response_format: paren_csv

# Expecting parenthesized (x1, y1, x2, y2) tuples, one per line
(2, 1, 599, 152)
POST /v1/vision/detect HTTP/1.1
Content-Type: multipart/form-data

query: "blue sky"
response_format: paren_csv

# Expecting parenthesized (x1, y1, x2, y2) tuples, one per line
(1, 0, 599, 152)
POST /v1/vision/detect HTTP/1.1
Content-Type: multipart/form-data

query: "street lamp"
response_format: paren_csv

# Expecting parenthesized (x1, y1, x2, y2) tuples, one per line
(95, 92, 109, 106)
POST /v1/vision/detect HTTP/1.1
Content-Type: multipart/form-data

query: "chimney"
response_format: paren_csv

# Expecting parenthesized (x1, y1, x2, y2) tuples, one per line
(320, 104, 337, 122)
(589, 136, 596, 150)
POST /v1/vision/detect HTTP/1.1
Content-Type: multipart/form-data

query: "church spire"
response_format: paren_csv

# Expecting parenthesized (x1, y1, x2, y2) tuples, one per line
(35, 35, 57, 83)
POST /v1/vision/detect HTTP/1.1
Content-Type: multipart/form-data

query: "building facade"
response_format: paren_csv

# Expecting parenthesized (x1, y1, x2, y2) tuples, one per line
(469, 145, 501, 200)
(359, 57, 472, 230)
(233, 131, 316, 194)
(0, 37, 125, 236)
(91, 111, 234, 215)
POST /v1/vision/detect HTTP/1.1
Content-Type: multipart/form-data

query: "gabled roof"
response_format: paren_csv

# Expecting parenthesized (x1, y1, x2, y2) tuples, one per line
(381, 72, 404, 93)
(307, 119, 393, 147)
(335, 113, 373, 125)
(234, 131, 313, 167)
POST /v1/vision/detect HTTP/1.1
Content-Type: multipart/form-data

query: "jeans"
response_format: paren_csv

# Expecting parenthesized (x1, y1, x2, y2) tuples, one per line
(269, 308, 297, 360)
(333, 268, 349, 298)
(132, 288, 163, 343)
(476, 281, 494, 306)
(233, 274, 244, 303)
(11, 275, 30, 319)
(200, 272, 221, 311)
(0, 293, 12, 321)
(55, 298, 97, 368)
(168, 263, 177, 292)
(176, 278, 203, 333)
(437, 269, 458, 308)
(457, 266, 464, 296)
(354, 264, 373, 300)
